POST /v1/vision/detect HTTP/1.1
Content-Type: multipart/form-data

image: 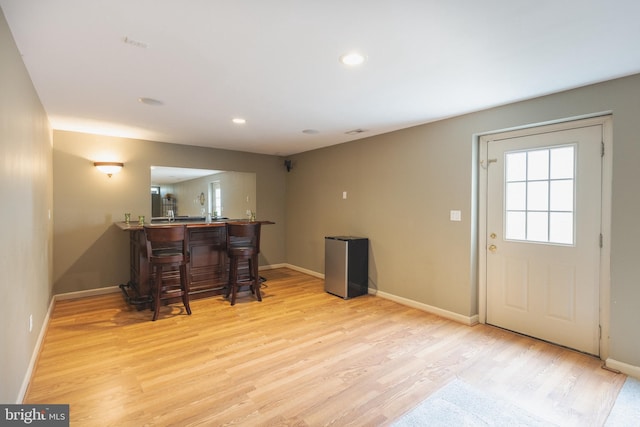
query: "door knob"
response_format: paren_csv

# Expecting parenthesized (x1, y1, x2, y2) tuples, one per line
(488, 244, 497, 253)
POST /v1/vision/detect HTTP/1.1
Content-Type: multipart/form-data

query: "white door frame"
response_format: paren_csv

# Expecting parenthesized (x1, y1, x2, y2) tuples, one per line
(478, 114, 612, 359)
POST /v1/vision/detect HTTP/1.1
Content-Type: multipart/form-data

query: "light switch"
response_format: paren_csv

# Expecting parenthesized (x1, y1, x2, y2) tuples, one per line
(450, 210, 461, 221)
(342, 191, 347, 199)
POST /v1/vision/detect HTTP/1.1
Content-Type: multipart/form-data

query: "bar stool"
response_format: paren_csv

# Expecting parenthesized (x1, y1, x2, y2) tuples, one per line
(143, 225, 191, 321)
(225, 221, 262, 306)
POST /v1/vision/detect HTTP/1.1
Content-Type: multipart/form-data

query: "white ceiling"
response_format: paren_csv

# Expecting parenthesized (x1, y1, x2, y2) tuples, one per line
(151, 166, 221, 185)
(2, 1, 640, 156)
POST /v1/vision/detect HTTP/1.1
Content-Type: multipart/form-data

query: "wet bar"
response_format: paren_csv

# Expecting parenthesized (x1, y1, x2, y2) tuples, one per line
(116, 219, 273, 309)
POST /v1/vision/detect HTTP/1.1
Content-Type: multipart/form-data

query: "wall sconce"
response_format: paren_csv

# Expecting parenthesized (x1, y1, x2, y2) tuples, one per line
(94, 161, 124, 177)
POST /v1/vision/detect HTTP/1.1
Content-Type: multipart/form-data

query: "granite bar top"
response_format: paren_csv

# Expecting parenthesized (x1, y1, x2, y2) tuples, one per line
(115, 219, 273, 231)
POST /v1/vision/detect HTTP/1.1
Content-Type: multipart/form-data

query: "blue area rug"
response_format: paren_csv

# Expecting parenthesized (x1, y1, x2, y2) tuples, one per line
(392, 379, 555, 427)
(605, 376, 640, 426)
(394, 376, 640, 426)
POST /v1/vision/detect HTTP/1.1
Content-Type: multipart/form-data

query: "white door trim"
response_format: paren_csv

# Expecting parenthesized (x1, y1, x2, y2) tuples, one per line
(477, 115, 612, 359)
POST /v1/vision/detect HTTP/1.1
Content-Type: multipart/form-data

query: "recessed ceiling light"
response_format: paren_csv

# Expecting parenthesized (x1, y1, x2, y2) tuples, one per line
(232, 118, 246, 124)
(138, 97, 163, 106)
(339, 52, 366, 66)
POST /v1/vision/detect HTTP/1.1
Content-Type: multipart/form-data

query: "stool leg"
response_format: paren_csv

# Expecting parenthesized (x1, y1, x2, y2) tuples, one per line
(152, 265, 163, 321)
(250, 255, 261, 302)
(229, 257, 239, 306)
(224, 262, 232, 299)
(180, 264, 191, 315)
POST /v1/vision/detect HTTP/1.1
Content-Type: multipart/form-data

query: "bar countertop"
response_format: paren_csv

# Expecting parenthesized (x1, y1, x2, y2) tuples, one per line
(115, 219, 274, 231)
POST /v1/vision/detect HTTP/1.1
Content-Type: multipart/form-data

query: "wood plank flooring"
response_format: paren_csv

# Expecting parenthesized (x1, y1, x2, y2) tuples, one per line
(25, 268, 625, 426)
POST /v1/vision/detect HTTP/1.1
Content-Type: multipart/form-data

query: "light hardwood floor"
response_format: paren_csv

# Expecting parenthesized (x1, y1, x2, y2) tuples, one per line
(26, 268, 625, 426)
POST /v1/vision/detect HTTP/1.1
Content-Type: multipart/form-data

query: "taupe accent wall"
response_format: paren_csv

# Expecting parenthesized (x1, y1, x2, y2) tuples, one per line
(0, 9, 53, 403)
(285, 74, 640, 369)
(52, 131, 287, 295)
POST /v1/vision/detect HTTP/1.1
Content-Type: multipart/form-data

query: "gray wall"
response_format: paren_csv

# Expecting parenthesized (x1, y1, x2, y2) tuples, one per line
(0, 9, 53, 403)
(285, 74, 640, 369)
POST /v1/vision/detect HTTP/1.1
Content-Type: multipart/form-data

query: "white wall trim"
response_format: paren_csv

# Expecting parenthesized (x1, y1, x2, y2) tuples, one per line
(55, 285, 121, 301)
(18, 286, 121, 402)
(270, 263, 325, 279)
(474, 110, 614, 139)
(605, 358, 640, 380)
(371, 289, 479, 326)
(258, 263, 287, 271)
(17, 297, 55, 403)
(281, 264, 478, 325)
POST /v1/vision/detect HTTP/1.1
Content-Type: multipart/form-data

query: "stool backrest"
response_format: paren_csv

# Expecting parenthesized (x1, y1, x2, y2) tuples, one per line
(226, 222, 261, 253)
(143, 225, 188, 262)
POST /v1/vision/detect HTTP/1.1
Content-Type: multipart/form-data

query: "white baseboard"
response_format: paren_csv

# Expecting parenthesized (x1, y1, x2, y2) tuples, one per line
(279, 264, 478, 326)
(258, 263, 288, 271)
(18, 285, 121, 403)
(17, 297, 55, 403)
(282, 263, 324, 279)
(271, 263, 324, 279)
(371, 289, 479, 326)
(605, 358, 640, 380)
(55, 285, 121, 301)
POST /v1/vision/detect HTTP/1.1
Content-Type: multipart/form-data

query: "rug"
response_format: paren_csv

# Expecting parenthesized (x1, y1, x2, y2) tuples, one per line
(392, 379, 555, 427)
(604, 376, 640, 426)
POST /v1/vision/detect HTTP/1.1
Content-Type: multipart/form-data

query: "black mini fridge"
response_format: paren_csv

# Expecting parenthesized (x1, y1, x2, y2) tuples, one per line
(324, 236, 368, 299)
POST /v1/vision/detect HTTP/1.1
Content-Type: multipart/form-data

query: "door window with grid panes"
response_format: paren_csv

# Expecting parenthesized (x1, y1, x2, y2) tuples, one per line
(504, 145, 575, 245)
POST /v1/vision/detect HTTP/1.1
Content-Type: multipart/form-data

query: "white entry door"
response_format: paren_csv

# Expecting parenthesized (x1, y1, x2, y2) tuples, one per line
(484, 122, 603, 355)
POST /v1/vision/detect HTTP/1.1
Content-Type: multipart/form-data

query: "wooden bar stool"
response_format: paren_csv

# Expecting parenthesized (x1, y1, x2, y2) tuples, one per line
(143, 225, 191, 321)
(225, 222, 262, 306)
